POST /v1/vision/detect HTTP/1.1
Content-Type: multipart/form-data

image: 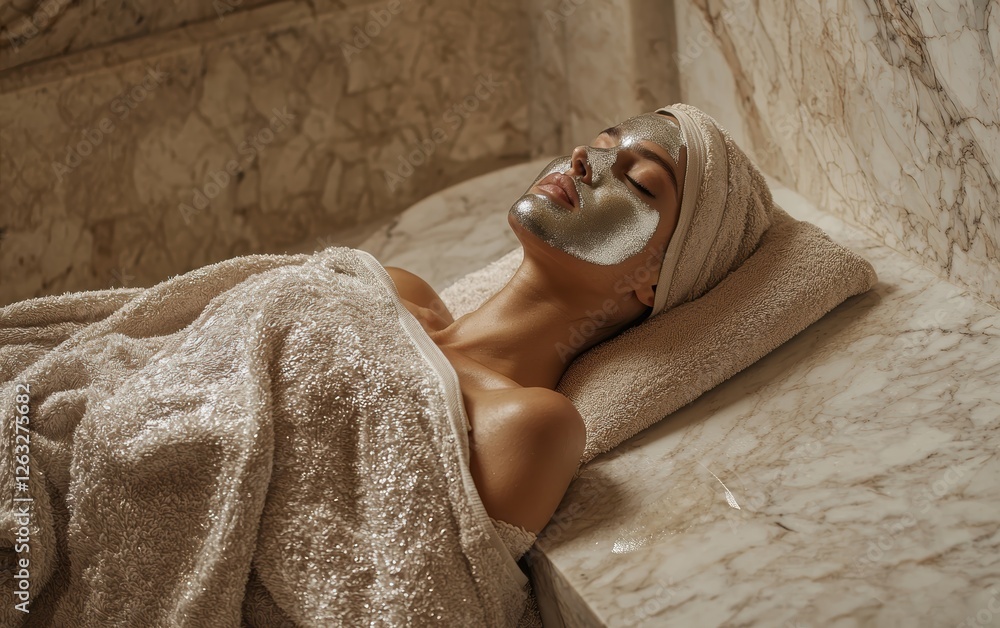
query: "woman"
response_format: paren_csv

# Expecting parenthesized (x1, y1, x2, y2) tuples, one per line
(382, 109, 690, 556)
(1, 103, 773, 626)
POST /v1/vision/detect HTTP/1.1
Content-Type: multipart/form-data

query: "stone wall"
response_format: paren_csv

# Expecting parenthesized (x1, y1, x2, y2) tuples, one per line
(0, 0, 532, 304)
(528, 0, 679, 156)
(674, 0, 1000, 308)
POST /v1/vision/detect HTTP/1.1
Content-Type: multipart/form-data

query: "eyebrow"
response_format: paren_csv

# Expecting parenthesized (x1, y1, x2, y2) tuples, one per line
(599, 125, 680, 198)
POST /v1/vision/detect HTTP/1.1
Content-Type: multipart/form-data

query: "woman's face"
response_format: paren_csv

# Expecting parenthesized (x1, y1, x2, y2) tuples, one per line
(509, 112, 686, 273)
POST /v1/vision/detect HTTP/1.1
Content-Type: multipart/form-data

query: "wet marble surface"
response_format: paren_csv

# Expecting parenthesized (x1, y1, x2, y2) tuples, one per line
(357, 159, 1000, 627)
(676, 0, 1000, 311)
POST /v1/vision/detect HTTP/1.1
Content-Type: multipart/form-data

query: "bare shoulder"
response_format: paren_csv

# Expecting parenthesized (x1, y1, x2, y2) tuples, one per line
(508, 387, 585, 439)
(468, 386, 586, 534)
(476, 387, 584, 446)
(383, 265, 454, 323)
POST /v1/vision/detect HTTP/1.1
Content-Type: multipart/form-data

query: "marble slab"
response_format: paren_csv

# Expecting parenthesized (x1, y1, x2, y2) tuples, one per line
(354, 157, 546, 290)
(358, 159, 1000, 627)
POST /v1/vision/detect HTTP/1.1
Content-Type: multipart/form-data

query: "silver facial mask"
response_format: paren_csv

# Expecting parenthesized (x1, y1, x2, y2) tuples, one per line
(509, 113, 683, 266)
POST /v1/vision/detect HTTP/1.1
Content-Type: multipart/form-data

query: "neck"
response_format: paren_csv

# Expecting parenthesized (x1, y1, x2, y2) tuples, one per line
(430, 260, 622, 390)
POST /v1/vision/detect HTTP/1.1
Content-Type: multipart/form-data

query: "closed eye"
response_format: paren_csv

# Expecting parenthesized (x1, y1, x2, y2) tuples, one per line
(626, 175, 655, 198)
(599, 125, 678, 200)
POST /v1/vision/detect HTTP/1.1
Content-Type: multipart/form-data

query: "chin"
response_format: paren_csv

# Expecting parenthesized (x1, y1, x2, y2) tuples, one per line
(508, 203, 606, 277)
(507, 206, 537, 247)
(508, 209, 550, 252)
(506, 208, 522, 234)
(509, 221, 583, 277)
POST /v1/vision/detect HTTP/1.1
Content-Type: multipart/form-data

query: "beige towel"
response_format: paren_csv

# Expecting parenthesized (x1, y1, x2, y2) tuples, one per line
(0, 247, 528, 626)
(440, 203, 877, 464)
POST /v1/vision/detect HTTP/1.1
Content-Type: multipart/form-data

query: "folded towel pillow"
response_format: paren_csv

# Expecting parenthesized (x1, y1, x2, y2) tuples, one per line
(440, 203, 878, 464)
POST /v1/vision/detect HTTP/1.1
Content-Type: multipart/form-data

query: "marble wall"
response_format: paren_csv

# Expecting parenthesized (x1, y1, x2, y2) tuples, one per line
(0, 0, 532, 305)
(8, 0, 995, 311)
(0, 0, 276, 72)
(528, 0, 680, 157)
(674, 0, 1000, 309)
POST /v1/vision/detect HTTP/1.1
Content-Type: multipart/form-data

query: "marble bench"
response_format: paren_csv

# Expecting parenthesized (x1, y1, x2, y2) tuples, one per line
(355, 158, 1000, 627)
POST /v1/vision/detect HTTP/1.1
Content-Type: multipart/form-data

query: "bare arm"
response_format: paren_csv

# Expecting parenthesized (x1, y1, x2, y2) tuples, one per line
(467, 387, 585, 534)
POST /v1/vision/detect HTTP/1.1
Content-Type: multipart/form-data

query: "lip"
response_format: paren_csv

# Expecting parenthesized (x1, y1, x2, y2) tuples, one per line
(534, 172, 579, 210)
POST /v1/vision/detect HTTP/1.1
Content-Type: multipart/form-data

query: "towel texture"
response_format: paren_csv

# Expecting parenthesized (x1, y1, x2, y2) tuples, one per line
(489, 518, 536, 562)
(651, 104, 775, 317)
(0, 246, 529, 627)
(440, 203, 877, 463)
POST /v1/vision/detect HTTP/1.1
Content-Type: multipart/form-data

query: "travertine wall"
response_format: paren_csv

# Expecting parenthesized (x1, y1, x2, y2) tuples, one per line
(674, 0, 1000, 308)
(0, 0, 533, 305)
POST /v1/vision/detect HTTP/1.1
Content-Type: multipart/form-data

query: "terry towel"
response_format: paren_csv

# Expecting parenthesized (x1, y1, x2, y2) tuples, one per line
(649, 104, 775, 316)
(0, 247, 528, 627)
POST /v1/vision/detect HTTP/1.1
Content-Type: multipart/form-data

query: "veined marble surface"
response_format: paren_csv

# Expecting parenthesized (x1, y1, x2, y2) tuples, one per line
(357, 159, 1000, 627)
(676, 0, 1000, 311)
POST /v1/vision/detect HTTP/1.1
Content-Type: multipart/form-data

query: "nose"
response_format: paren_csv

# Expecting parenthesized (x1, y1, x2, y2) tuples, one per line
(569, 145, 592, 184)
